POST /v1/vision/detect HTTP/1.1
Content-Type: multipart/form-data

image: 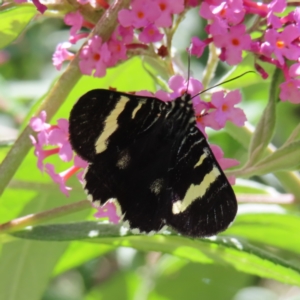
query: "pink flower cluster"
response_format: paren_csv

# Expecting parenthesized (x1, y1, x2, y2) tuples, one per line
(51, 0, 300, 104)
(191, 0, 300, 103)
(29, 111, 88, 196)
(53, 0, 187, 77)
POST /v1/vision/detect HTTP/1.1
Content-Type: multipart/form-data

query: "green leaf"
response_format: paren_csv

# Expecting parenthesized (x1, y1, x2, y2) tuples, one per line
(0, 6, 36, 49)
(284, 123, 300, 146)
(53, 242, 115, 276)
(252, 140, 300, 175)
(0, 239, 69, 300)
(247, 68, 282, 165)
(11, 221, 300, 286)
(226, 212, 300, 255)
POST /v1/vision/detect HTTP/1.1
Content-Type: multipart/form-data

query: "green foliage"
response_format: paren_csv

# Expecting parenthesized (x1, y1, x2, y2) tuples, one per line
(0, 6, 36, 49)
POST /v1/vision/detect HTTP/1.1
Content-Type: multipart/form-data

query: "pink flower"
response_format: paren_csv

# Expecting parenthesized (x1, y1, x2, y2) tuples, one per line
(48, 119, 73, 162)
(30, 136, 59, 172)
(190, 37, 207, 58)
(186, 0, 200, 7)
(213, 24, 251, 65)
(289, 63, 300, 78)
(74, 155, 88, 184)
(279, 79, 300, 104)
(195, 101, 218, 136)
(154, 0, 184, 27)
(168, 75, 203, 99)
(45, 164, 72, 196)
(267, 0, 286, 28)
(118, 0, 161, 28)
(79, 35, 111, 77)
(200, 0, 245, 35)
(107, 39, 127, 67)
(52, 42, 75, 71)
(211, 144, 240, 170)
(262, 25, 300, 65)
(116, 25, 134, 43)
(155, 90, 172, 102)
(30, 111, 51, 145)
(293, 7, 300, 30)
(255, 63, 269, 79)
(211, 144, 239, 185)
(32, 0, 47, 13)
(93, 200, 120, 224)
(64, 11, 85, 44)
(210, 90, 246, 127)
(138, 24, 164, 43)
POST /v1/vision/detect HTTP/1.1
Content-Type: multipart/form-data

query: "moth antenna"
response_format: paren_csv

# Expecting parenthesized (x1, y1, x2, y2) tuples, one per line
(191, 71, 256, 100)
(185, 47, 192, 96)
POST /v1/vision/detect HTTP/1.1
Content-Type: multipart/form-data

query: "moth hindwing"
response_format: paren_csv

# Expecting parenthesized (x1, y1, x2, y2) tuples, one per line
(69, 89, 237, 237)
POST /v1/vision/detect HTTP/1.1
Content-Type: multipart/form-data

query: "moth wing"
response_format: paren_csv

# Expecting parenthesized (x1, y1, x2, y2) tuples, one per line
(165, 127, 237, 237)
(84, 114, 176, 233)
(69, 89, 164, 162)
(69, 89, 171, 232)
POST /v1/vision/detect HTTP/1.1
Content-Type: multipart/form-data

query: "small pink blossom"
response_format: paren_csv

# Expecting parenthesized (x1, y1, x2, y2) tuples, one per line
(210, 90, 246, 127)
(190, 37, 207, 58)
(93, 201, 120, 224)
(279, 79, 300, 104)
(74, 155, 88, 183)
(289, 63, 300, 78)
(52, 42, 75, 71)
(30, 111, 51, 145)
(138, 24, 164, 43)
(118, 0, 161, 28)
(255, 63, 269, 79)
(32, 0, 47, 13)
(116, 25, 134, 43)
(267, 0, 286, 28)
(45, 164, 72, 196)
(168, 75, 203, 99)
(186, 0, 200, 7)
(64, 11, 84, 44)
(107, 39, 127, 66)
(262, 25, 300, 65)
(155, 90, 172, 102)
(154, 0, 184, 27)
(211, 144, 240, 170)
(136, 90, 154, 97)
(211, 144, 239, 185)
(48, 119, 73, 162)
(213, 24, 251, 65)
(79, 35, 111, 77)
(200, 0, 245, 35)
(30, 136, 59, 172)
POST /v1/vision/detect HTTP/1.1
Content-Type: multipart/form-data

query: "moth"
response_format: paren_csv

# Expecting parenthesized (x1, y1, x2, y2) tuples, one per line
(68, 89, 237, 237)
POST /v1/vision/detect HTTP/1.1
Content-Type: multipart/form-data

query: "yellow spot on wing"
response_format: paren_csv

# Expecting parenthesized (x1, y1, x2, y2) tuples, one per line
(95, 96, 130, 153)
(194, 148, 208, 168)
(131, 100, 146, 119)
(172, 166, 221, 214)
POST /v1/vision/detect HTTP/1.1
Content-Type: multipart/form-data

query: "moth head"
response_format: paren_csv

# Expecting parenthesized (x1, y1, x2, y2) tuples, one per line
(180, 93, 192, 104)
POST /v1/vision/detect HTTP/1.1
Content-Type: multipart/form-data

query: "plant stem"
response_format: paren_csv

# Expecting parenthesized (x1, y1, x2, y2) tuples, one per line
(0, 200, 91, 234)
(202, 43, 218, 88)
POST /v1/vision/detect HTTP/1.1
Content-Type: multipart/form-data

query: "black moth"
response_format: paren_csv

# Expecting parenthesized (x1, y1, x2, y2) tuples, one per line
(69, 89, 237, 237)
